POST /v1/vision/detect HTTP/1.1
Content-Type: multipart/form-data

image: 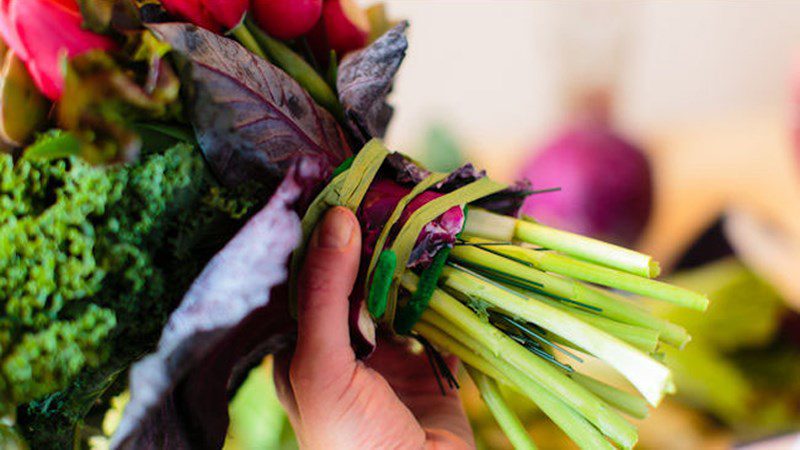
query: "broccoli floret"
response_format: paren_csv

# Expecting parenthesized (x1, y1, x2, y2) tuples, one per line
(0, 139, 263, 448)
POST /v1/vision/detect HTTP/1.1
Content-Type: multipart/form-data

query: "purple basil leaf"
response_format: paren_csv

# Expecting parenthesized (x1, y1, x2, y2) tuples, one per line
(149, 23, 351, 189)
(111, 160, 323, 450)
(337, 22, 408, 144)
(384, 153, 531, 217)
(473, 180, 533, 217)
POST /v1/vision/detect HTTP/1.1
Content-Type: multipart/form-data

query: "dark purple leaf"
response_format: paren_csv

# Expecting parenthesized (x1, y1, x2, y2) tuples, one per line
(473, 179, 533, 217)
(149, 23, 351, 189)
(384, 153, 531, 216)
(337, 22, 408, 144)
(111, 159, 323, 450)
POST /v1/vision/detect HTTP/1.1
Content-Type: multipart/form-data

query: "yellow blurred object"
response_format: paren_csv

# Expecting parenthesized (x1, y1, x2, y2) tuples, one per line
(639, 113, 800, 310)
(0, 51, 49, 147)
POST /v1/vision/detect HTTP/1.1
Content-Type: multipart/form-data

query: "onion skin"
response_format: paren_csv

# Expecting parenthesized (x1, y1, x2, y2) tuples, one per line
(519, 122, 652, 247)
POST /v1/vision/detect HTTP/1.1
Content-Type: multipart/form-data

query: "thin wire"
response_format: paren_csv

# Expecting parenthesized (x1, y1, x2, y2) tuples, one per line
(448, 259, 602, 313)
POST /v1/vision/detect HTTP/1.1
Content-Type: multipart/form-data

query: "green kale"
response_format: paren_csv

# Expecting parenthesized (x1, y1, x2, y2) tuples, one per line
(0, 138, 262, 448)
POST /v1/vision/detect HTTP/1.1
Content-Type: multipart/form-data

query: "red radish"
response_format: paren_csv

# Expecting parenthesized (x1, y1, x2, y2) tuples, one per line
(321, 0, 370, 56)
(519, 116, 652, 247)
(251, 0, 322, 40)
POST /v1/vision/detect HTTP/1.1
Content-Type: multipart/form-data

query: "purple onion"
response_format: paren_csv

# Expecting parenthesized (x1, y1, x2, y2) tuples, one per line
(519, 121, 652, 246)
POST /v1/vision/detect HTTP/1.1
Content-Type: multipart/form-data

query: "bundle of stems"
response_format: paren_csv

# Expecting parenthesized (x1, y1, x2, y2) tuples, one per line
(403, 208, 707, 449)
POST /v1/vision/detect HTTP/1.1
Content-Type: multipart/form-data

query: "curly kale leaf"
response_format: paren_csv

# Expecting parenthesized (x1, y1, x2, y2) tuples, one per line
(0, 139, 262, 447)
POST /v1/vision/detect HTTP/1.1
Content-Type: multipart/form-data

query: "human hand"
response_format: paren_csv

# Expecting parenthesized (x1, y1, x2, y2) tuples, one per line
(273, 207, 474, 449)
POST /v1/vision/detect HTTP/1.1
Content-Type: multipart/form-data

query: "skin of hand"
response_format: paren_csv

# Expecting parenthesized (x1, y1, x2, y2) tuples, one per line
(273, 206, 475, 450)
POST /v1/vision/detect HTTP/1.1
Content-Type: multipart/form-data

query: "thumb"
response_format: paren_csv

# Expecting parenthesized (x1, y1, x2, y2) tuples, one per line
(291, 207, 362, 389)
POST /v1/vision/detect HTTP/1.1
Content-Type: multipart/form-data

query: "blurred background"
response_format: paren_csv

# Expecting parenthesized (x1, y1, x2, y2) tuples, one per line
(222, 2, 800, 449)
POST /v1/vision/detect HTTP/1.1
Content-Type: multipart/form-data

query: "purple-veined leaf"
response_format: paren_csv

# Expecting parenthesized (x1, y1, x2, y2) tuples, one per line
(111, 159, 324, 450)
(385, 153, 532, 216)
(149, 23, 351, 189)
(337, 22, 408, 144)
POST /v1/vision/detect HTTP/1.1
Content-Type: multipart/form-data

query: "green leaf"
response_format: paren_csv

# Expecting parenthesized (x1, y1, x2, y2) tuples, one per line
(21, 131, 82, 161)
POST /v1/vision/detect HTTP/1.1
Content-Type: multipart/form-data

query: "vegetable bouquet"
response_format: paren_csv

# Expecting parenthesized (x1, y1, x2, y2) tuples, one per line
(0, 1, 707, 449)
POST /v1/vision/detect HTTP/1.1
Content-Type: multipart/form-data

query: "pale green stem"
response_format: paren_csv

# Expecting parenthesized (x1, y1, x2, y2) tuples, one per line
(500, 284, 661, 353)
(418, 313, 618, 449)
(571, 373, 649, 420)
(401, 272, 637, 449)
(229, 24, 268, 59)
(553, 302, 661, 354)
(465, 237, 708, 311)
(438, 266, 672, 407)
(466, 367, 539, 450)
(414, 316, 616, 450)
(462, 208, 658, 278)
(449, 245, 691, 348)
(244, 18, 345, 121)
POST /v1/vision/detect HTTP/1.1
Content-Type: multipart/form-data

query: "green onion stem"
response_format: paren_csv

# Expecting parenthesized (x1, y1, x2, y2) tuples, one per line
(570, 373, 649, 420)
(401, 272, 637, 448)
(449, 245, 690, 348)
(466, 367, 539, 450)
(466, 237, 708, 311)
(499, 285, 661, 353)
(463, 208, 658, 278)
(438, 266, 671, 407)
(415, 313, 617, 450)
(552, 302, 661, 353)
(228, 23, 268, 59)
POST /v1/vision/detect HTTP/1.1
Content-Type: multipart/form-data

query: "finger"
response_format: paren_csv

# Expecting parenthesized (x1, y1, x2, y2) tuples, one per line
(368, 338, 472, 443)
(291, 207, 361, 392)
(272, 350, 299, 424)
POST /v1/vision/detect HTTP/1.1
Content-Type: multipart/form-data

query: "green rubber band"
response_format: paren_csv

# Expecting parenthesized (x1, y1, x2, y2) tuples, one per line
(395, 246, 451, 335)
(367, 250, 396, 319)
(384, 177, 507, 328)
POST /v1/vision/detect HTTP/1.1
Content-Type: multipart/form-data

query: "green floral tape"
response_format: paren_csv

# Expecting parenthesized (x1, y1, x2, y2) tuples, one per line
(367, 250, 396, 319)
(394, 246, 451, 335)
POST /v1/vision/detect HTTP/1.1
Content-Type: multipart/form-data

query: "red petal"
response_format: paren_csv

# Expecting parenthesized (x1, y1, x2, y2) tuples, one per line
(10, 0, 116, 100)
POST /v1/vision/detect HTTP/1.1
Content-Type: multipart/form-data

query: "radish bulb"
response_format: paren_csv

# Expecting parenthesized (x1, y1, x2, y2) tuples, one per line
(319, 0, 370, 56)
(251, 0, 323, 40)
(519, 102, 652, 247)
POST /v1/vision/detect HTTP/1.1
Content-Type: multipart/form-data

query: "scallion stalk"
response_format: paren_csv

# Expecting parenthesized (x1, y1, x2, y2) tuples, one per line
(463, 236, 708, 311)
(449, 245, 690, 348)
(571, 373, 649, 420)
(415, 312, 619, 450)
(466, 367, 538, 450)
(463, 208, 659, 278)
(437, 265, 672, 406)
(401, 272, 638, 448)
